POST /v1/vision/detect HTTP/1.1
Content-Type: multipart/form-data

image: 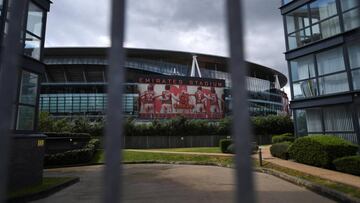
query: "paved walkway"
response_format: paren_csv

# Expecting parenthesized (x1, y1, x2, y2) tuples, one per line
(130, 147, 360, 189)
(255, 146, 360, 189)
(32, 164, 334, 203)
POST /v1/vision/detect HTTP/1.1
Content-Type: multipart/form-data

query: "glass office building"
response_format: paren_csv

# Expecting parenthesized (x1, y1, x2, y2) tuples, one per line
(0, 0, 51, 190)
(281, 0, 360, 145)
(40, 48, 289, 119)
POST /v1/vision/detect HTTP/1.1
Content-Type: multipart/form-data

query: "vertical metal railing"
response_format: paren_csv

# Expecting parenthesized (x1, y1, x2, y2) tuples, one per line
(104, 0, 126, 202)
(0, 0, 255, 202)
(104, 0, 255, 202)
(227, 0, 255, 202)
(0, 0, 28, 202)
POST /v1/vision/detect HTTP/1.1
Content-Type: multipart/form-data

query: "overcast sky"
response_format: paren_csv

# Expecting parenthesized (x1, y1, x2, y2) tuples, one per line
(45, 0, 289, 93)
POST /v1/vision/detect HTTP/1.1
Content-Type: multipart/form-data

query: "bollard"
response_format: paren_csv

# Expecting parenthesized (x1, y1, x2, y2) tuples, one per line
(258, 147, 263, 167)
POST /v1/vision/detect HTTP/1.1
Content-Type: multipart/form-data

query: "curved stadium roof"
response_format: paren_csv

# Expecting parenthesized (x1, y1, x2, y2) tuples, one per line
(44, 47, 288, 88)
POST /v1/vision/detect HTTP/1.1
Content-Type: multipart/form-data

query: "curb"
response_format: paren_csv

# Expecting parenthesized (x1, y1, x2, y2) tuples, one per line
(8, 177, 80, 203)
(255, 167, 360, 203)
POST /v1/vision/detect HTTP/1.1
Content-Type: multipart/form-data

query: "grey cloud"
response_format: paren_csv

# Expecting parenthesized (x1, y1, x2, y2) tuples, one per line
(45, 0, 288, 77)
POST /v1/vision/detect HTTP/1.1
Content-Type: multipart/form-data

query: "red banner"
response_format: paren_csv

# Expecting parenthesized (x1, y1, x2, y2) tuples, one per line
(138, 76, 225, 119)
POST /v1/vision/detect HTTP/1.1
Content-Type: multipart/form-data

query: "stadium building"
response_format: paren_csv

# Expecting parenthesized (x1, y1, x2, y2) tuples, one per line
(280, 0, 360, 145)
(40, 47, 289, 119)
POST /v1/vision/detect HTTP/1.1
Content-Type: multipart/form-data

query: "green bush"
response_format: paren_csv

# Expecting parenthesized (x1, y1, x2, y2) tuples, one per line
(333, 156, 360, 176)
(252, 115, 293, 136)
(220, 139, 233, 153)
(45, 139, 100, 166)
(270, 142, 292, 160)
(39, 112, 105, 137)
(272, 133, 295, 144)
(227, 144, 235, 154)
(289, 135, 358, 168)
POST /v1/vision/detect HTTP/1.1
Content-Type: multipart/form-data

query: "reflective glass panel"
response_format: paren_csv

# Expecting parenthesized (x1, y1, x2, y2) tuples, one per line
(348, 41, 360, 69)
(352, 69, 360, 90)
(318, 72, 349, 95)
(305, 108, 323, 133)
(24, 33, 41, 60)
(26, 2, 43, 37)
(287, 29, 312, 49)
(323, 106, 354, 132)
(316, 47, 345, 75)
(343, 8, 360, 31)
(16, 105, 35, 131)
(286, 5, 309, 33)
(293, 79, 318, 99)
(291, 55, 315, 81)
(341, 0, 359, 11)
(313, 16, 341, 40)
(19, 71, 38, 105)
(310, 0, 338, 21)
(295, 110, 307, 136)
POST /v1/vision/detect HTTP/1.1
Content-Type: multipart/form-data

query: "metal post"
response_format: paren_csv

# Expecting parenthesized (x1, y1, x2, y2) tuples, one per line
(0, 0, 28, 202)
(226, 0, 255, 202)
(259, 147, 263, 167)
(104, 0, 126, 202)
(0, 0, 27, 202)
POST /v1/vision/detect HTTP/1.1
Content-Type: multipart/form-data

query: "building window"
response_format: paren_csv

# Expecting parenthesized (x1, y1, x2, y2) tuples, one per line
(341, 0, 360, 31)
(16, 71, 39, 131)
(285, 0, 341, 50)
(295, 108, 323, 136)
(291, 55, 316, 81)
(24, 2, 44, 60)
(323, 106, 354, 132)
(316, 47, 345, 75)
(319, 72, 349, 94)
(348, 41, 360, 90)
(293, 79, 318, 99)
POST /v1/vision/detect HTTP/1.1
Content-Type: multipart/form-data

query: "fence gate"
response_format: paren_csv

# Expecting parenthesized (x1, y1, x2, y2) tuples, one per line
(0, 0, 255, 202)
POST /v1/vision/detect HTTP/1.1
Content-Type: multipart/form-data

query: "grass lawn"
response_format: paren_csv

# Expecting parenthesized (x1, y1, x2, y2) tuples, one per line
(8, 177, 76, 199)
(92, 149, 233, 167)
(148, 147, 221, 153)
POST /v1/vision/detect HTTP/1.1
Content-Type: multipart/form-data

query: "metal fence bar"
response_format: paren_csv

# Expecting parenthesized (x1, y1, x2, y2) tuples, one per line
(104, 0, 126, 202)
(226, 0, 256, 203)
(0, 0, 28, 202)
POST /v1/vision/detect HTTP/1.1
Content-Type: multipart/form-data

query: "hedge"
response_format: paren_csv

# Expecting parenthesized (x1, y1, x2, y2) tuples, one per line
(222, 141, 259, 154)
(45, 139, 100, 166)
(288, 135, 358, 168)
(333, 156, 360, 176)
(270, 142, 291, 160)
(44, 132, 91, 138)
(40, 113, 293, 138)
(272, 133, 295, 144)
(220, 139, 233, 153)
(227, 144, 235, 154)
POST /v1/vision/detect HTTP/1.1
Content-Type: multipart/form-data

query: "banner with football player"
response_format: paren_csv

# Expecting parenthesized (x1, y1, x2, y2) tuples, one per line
(137, 75, 225, 119)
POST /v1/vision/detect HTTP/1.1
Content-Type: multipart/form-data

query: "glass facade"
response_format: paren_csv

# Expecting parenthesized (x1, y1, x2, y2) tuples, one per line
(294, 105, 358, 144)
(40, 93, 139, 116)
(16, 71, 39, 131)
(283, 0, 360, 145)
(24, 2, 44, 60)
(349, 41, 360, 90)
(290, 46, 351, 98)
(41, 48, 289, 118)
(285, 0, 360, 50)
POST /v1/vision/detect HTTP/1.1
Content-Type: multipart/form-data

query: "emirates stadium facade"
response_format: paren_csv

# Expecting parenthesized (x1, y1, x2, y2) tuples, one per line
(40, 47, 289, 119)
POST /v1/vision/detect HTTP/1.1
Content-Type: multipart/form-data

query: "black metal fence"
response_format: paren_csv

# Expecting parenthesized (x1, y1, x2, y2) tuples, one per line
(0, 0, 255, 202)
